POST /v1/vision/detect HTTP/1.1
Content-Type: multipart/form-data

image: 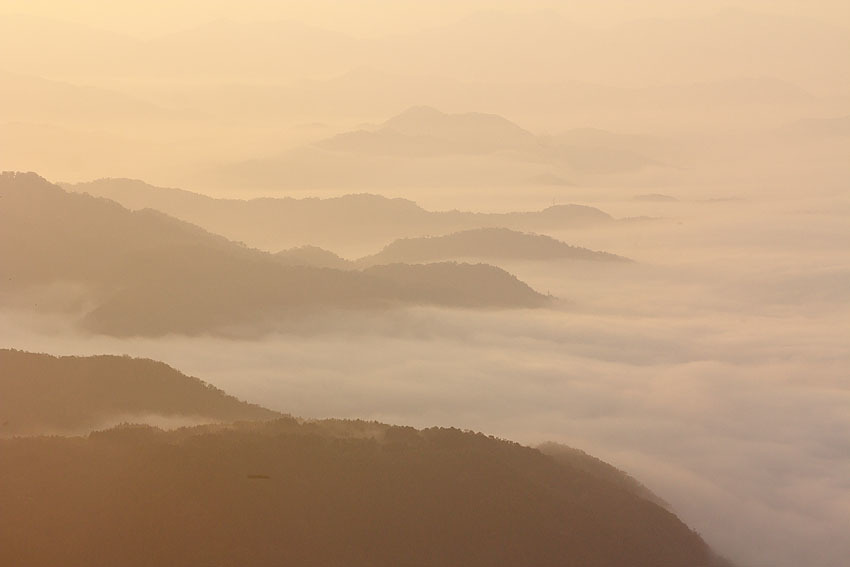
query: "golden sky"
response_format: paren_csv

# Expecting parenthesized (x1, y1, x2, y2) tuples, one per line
(3, 0, 848, 37)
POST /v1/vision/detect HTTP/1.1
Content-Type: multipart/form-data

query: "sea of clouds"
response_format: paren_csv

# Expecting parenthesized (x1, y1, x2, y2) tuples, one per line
(2, 195, 848, 567)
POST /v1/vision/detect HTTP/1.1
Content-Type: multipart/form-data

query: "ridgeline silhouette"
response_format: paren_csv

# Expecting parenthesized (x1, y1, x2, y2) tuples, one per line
(0, 349, 279, 436)
(65, 176, 615, 252)
(1, 172, 548, 336)
(357, 227, 629, 266)
(216, 106, 656, 188)
(0, 349, 732, 567)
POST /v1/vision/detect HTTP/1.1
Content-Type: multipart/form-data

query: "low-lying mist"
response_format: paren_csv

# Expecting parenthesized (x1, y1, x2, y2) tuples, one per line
(3, 195, 847, 567)
(1, 3, 847, 566)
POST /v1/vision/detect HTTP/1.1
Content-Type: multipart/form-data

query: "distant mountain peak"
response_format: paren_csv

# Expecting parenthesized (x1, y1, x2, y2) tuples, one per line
(1, 170, 65, 195)
(384, 106, 532, 137)
(313, 106, 537, 157)
(391, 104, 445, 119)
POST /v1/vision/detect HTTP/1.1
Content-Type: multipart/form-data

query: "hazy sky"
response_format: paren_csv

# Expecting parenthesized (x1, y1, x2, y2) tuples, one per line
(4, 0, 849, 37)
(2, 2, 848, 566)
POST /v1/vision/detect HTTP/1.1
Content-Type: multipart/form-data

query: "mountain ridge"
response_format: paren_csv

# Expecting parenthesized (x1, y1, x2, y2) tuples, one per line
(2, 172, 549, 337)
(0, 349, 280, 436)
(64, 176, 616, 253)
(0, 345, 733, 567)
(357, 227, 630, 266)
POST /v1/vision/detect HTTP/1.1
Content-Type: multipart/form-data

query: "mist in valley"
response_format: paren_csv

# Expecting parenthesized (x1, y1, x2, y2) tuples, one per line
(3, 192, 847, 566)
(1, 2, 848, 566)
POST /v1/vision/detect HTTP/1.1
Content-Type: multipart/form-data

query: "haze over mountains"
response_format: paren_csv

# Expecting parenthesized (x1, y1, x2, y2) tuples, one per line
(64, 177, 617, 253)
(275, 228, 627, 269)
(2, 2, 848, 566)
(2, 8, 847, 187)
(212, 106, 665, 191)
(0, 69, 178, 125)
(357, 228, 628, 266)
(0, 349, 279, 436)
(1, 9, 846, 90)
(320, 106, 538, 156)
(1, 172, 548, 336)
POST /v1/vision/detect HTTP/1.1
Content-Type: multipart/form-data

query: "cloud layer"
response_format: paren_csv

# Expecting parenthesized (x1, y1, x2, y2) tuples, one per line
(3, 196, 847, 567)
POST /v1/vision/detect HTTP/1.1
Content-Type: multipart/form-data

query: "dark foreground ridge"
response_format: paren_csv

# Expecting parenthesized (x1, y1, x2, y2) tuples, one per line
(0, 349, 733, 567)
(0, 417, 729, 567)
(0, 349, 279, 436)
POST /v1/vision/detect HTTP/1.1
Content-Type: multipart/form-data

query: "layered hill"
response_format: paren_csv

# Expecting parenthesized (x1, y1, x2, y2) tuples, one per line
(2, 11, 846, 94)
(0, 348, 733, 566)
(0, 416, 729, 567)
(317, 105, 538, 156)
(358, 227, 628, 266)
(65, 177, 615, 252)
(275, 245, 353, 269)
(273, 230, 628, 270)
(0, 349, 279, 436)
(216, 106, 656, 189)
(0, 69, 176, 126)
(1, 172, 547, 336)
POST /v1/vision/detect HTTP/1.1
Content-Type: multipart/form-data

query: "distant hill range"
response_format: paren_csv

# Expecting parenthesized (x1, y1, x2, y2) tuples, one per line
(633, 193, 678, 202)
(317, 105, 538, 156)
(357, 228, 629, 266)
(1, 172, 547, 336)
(0, 349, 732, 567)
(64, 177, 616, 253)
(214, 106, 659, 189)
(62, 177, 630, 267)
(0, 349, 279, 436)
(1, 9, 845, 97)
(274, 228, 628, 269)
(0, 69, 177, 126)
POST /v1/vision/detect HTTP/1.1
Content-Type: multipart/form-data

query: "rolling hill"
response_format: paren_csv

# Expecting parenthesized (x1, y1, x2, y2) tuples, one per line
(275, 245, 353, 269)
(0, 420, 731, 567)
(318, 105, 538, 156)
(0, 349, 279, 436)
(0, 70, 176, 126)
(0, 348, 733, 566)
(217, 106, 656, 188)
(357, 227, 629, 266)
(0, 418, 731, 567)
(1, 172, 548, 336)
(65, 177, 615, 253)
